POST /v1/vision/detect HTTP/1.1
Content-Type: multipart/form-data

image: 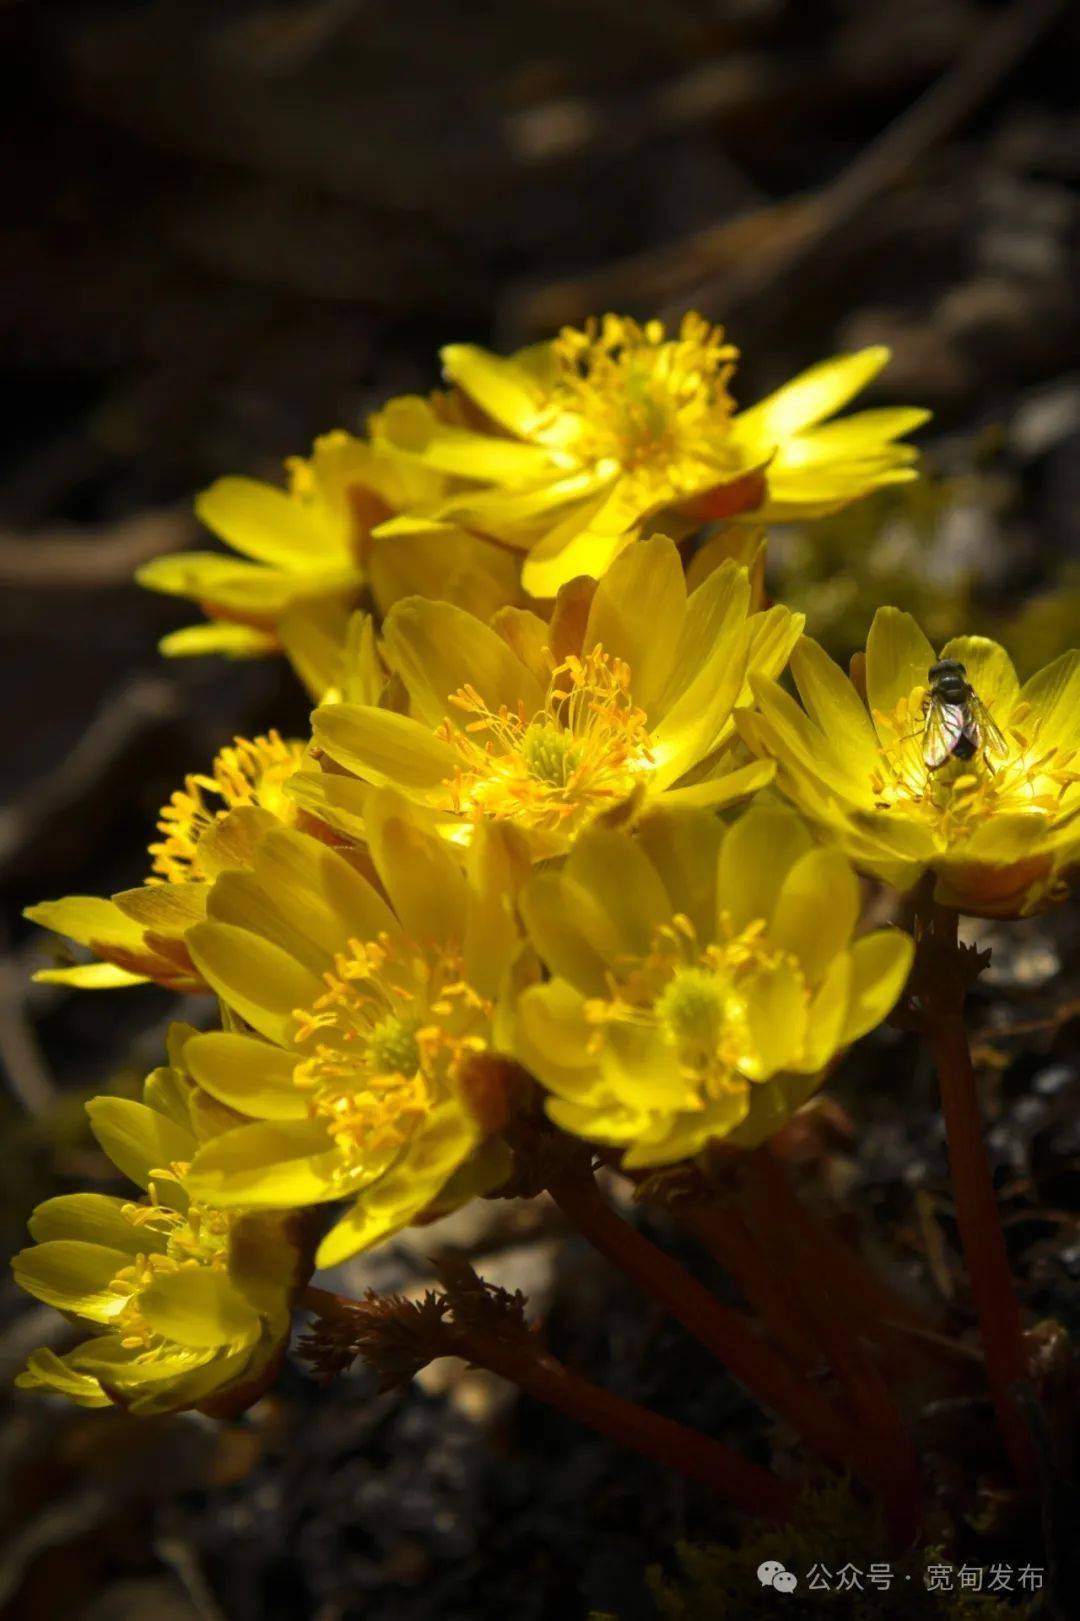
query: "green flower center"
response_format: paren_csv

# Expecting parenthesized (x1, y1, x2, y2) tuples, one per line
(655, 966, 728, 1062)
(521, 722, 583, 787)
(367, 1015, 423, 1077)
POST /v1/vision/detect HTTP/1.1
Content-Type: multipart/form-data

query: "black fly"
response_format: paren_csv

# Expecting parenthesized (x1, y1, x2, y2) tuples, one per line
(922, 659, 1007, 771)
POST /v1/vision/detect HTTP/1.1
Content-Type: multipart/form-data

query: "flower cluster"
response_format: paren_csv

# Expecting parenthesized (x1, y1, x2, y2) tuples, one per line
(17, 308, 1075, 1422)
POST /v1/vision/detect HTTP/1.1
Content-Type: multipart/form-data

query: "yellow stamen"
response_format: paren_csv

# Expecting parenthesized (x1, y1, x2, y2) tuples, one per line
(584, 913, 803, 1104)
(539, 314, 743, 503)
(438, 646, 653, 836)
(148, 730, 304, 884)
(106, 1197, 234, 1359)
(292, 933, 493, 1170)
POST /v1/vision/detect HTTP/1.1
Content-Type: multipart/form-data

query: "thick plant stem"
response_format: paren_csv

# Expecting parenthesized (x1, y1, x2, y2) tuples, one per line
(678, 1202, 821, 1371)
(747, 1164, 938, 1349)
(742, 1151, 923, 1545)
(914, 898, 1036, 1483)
(300, 1288, 793, 1520)
(459, 1325, 795, 1520)
(548, 1173, 864, 1479)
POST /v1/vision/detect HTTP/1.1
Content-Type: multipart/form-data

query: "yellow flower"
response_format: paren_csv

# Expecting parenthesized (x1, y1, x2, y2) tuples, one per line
(301, 535, 801, 858)
(178, 791, 529, 1266)
(137, 430, 521, 695)
(377, 313, 928, 596)
(737, 609, 1080, 917)
(515, 805, 913, 1167)
(12, 1059, 308, 1415)
(27, 732, 308, 991)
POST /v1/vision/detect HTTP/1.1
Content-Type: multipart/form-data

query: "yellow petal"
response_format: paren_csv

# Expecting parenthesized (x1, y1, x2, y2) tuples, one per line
(463, 820, 530, 996)
(248, 826, 397, 952)
(138, 553, 342, 614)
(582, 536, 687, 716)
(740, 960, 809, 1081)
(515, 979, 596, 1078)
(1019, 650, 1080, 752)
(518, 873, 611, 997)
(769, 846, 861, 983)
(186, 922, 324, 1046)
(114, 882, 206, 937)
(315, 1101, 479, 1266)
(382, 597, 544, 727)
(865, 607, 936, 724)
(196, 475, 349, 568)
(734, 347, 891, 442)
(770, 407, 930, 466)
(286, 769, 370, 842)
(740, 602, 805, 689)
(17, 1348, 111, 1407)
(197, 806, 281, 880)
(659, 758, 775, 811)
(158, 622, 280, 659)
(306, 429, 411, 525)
(759, 463, 918, 518)
(746, 674, 869, 803)
(25, 895, 146, 953)
(598, 1023, 695, 1110)
(364, 788, 468, 941)
(430, 467, 608, 549)
(313, 702, 457, 789)
(278, 597, 356, 700)
(200, 878, 300, 969)
(34, 962, 148, 989)
(842, 930, 914, 1043)
(378, 395, 557, 484)
(654, 558, 749, 717)
(64, 1333, 188, 1383)
(28, 1194, 155, 1254)
(651, 635, 750, 787)
(717, 806, 815, 932)
(545, 1095, 642, 1147)
(86, 1097, 197, 1190)
(139, 1268, 261, 1349)
(520, 487, 630, 598)
(184, 1032, 308, 1120)
(130, 1354, 247, 1414)
(441, 343, 549, 435)
(564, 828, 672, 958)
(13, 1240, 133, 1322)
(186, 1120, 345, 1208)
(369, 526, 522, 621)
(798, 952, 853, 1074)
(143, 1059, 197, 1129)
(789, 637, 878, 767)
(622, 1097, 746, 1167)
(633, 807, 724, 940)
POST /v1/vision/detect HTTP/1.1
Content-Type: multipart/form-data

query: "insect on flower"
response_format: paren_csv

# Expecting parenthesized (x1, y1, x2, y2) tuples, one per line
(922, 659, 1008, 771)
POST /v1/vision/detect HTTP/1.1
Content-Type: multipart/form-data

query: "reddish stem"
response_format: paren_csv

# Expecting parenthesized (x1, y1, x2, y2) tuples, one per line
(460, 1325, 795, 1520)
(743, 1151, 923, 1545)
(915, 904, 1036, 1482)
(763, 1169, 937, 1342)
(548, 1174, 863, 1478)
(678, 1202, 821, 1371)
(301, 1289, 793, 1520)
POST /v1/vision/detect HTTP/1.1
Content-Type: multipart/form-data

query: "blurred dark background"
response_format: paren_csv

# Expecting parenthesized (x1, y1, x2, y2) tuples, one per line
(1, 3, 1079, 1617)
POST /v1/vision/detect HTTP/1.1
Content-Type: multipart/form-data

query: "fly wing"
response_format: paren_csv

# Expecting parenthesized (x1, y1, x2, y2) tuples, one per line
(966, 692, 1008, 758)
(923, 700, 965, 769)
